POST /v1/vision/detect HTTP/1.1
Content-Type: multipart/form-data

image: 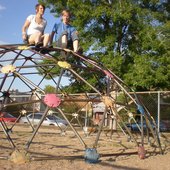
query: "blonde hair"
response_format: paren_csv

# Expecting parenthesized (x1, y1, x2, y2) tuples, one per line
(61, 9, 71, 17)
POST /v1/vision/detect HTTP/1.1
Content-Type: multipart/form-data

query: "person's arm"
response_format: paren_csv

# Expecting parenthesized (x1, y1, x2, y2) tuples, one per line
(50, 23, 57, 45)
(71, 28, 79, 52)
(22, 19, 30, 41)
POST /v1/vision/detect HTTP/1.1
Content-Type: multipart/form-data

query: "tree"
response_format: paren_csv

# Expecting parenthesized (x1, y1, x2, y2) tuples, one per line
(44, 85, 56, 93)
(39, 0, 170, 91)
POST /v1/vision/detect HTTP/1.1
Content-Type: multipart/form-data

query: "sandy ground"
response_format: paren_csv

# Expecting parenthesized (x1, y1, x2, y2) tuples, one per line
(0, 123, 170, 170)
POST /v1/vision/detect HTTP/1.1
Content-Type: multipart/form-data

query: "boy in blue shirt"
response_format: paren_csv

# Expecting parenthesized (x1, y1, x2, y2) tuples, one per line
(50, 9, 79, 53)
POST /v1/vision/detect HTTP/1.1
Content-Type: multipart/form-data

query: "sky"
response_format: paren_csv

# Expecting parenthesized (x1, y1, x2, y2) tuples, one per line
(0, 0, 56, 45)
(0, 1, 70, 91)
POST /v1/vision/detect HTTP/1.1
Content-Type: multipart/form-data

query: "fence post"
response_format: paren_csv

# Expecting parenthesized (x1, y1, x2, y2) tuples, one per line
(157, 91, 160, 134)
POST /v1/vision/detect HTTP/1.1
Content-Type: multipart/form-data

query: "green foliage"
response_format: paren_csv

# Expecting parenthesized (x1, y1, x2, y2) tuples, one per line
(39, 0, 170, 91)
(44, 85, 56, 93)
(3, 101, 22, 117)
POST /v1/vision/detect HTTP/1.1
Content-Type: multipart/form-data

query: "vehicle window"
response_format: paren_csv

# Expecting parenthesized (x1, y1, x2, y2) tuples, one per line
(29, 114, 42, 119)
(29, 115, 32, 118)
(47, 115, 55, 120)
(34, 114, 42, 119)
(4, 113, 14, 118)
(47, 115, 62, 120)
(54, 116, 62, 120)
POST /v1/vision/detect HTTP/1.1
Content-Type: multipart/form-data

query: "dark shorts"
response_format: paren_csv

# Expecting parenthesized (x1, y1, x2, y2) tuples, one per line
(56, 31, 79, 49)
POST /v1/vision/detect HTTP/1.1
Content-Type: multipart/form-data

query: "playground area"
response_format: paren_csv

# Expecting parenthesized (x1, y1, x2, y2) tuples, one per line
(0, 124, 170, 170)
(0, 44, 170, 169)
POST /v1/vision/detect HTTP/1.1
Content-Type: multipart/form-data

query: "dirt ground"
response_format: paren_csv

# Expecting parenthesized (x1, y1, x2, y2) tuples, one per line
(0, 124, 170, 170)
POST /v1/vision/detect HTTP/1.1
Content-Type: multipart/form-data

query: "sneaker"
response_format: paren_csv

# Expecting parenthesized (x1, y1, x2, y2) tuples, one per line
(47, 45, 53, 48)
(75, 47, 83, 55)
(28, 43, 35, 46)
(40, 48, 49, 54)
(35, 42, 43, 48)
(34, 42, 43, 52)
(40, 45, 53, 54)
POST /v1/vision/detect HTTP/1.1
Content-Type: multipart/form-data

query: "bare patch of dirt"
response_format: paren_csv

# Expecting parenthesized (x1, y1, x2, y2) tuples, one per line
(0, 124, 170, 170)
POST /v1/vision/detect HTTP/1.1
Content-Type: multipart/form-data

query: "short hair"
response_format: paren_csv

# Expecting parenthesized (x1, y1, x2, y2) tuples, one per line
(35, 4, 46, 11)
(61, 9, 71, 17)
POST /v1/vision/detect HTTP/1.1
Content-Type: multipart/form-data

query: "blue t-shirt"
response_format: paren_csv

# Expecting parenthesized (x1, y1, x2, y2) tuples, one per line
(52, 20, 77, 41)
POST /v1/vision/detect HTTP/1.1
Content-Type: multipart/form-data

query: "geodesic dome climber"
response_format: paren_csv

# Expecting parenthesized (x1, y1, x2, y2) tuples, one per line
(0, 44, 163, 163)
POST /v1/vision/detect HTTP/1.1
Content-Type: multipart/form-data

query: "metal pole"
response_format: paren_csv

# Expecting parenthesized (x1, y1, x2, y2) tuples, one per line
(25, 107, 49, 149)
(157, 91, 160, 134)
(57, 108, 87, 148)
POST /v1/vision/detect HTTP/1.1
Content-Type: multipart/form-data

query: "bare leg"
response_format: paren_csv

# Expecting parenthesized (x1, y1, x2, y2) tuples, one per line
(61, 34, 67, 48)
(60, 35, 68, 58)
(42, 33, 50, 47)
(73, 40, 79, 52)
(28, 32, 42, 45)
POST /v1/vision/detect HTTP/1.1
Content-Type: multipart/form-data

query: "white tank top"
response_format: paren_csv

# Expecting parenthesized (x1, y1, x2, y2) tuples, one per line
(27, 15, 47, 35)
